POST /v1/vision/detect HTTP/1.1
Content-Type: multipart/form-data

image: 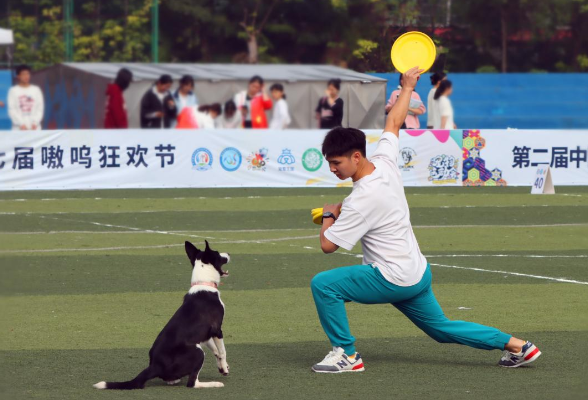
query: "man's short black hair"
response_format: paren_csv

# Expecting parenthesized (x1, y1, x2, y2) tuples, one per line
(250, 75, 264, 85)
(16, 64, 31, 76)
(322, 127, 366, 158)
(158, 74, 173, 85)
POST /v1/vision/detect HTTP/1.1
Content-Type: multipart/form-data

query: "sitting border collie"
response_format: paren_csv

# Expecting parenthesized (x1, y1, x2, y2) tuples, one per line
(94, 240, 231, 390)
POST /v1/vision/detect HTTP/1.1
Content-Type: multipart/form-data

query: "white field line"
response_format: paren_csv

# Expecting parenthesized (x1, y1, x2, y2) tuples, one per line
(2, 222, 587, 236)
(430, 263, 588, 285)
(426, 254, 588, 258)
(333, 251, 588, 285)
(0, 192, 586, 202)
(0, 205, 586, 214)
(30, 215, 216, 240)
(0, 195, 337, 203)
(0, 228, 316, 235)
(0, 235, 318, 254)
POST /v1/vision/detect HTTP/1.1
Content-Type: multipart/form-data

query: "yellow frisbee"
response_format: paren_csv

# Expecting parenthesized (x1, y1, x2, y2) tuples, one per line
(391, 31, 436, 74)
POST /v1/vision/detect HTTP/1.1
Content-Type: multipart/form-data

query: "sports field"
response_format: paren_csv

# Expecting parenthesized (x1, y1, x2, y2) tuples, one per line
(1, 186, 587, 400)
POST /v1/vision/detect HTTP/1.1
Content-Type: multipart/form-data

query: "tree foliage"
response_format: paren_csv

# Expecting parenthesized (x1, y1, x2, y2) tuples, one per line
(1, 0, 586, 72)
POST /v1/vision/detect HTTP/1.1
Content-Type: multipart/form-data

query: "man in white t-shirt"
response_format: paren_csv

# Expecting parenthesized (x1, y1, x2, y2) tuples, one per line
(310, 67, 541, 373)
(7, 64, 44, 131)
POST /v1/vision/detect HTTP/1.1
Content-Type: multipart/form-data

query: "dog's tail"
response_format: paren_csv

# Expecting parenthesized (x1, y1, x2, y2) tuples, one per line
(93, 366, 157, 390)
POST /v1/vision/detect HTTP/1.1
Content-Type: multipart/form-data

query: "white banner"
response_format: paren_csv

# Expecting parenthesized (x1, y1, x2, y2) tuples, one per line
(0, 129, 461, 190)
(462, 129, 588, 186)
(0, 129, 586, 190)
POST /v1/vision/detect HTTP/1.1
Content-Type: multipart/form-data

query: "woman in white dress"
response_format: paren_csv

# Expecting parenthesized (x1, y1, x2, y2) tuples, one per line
(433, 80, 456, 129)
(427, 72, 446, 129)
(269, 83, 291, 129)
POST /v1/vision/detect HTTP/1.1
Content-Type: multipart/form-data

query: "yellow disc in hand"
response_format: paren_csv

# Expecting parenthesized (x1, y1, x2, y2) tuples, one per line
(391, 31, 436, 74)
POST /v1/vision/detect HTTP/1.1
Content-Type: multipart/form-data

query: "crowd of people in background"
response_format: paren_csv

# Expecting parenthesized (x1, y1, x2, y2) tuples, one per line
(3, 64, 456, 131)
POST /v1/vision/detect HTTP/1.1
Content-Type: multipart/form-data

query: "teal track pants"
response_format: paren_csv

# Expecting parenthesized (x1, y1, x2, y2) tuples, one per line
(310, 264, 512, 355)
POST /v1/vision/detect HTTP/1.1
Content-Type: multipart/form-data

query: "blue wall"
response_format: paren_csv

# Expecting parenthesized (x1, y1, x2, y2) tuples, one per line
(0, 70, 12, 130)
(368, 73, 588, 129)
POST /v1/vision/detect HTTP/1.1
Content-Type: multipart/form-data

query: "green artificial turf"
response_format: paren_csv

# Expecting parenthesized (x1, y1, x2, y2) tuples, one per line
(1, 187, 587, 400)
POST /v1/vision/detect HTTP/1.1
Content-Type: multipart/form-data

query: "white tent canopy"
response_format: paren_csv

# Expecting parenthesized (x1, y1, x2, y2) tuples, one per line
(34, 63, 387, 129)
(0, 28, 14, 45)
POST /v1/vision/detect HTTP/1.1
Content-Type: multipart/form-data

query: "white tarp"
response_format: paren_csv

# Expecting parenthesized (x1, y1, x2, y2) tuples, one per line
(0, 129, 586, 191)
(0, 28, 14, 45)
(0, 129, 461, 190)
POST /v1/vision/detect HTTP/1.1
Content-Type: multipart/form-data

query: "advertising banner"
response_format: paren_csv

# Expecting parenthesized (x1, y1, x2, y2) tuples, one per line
(0, 129, 586, 190)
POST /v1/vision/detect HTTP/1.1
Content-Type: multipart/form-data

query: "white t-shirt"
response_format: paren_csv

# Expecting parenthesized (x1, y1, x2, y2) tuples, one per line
(7, 84, 44, 130)
(324, 132, 428, 286)
(434, 96, 454, 129)
(426, 88, 436, 127)
(269, 98, 291, 129)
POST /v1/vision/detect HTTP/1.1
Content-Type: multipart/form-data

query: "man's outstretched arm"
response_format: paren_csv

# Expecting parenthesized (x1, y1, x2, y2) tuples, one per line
(384, 67, 424, 137)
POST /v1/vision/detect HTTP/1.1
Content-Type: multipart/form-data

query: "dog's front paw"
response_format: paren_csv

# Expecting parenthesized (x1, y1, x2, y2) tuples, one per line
(219, 360, 229, 376)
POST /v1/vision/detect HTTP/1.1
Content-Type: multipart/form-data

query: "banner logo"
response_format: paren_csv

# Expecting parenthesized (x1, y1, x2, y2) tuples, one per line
(400, 147, 417, 171)
(277, 148, 295, 172)
(302, 148, 323, 172)
(191, 148, 213, 171)
(220, 147, 242, 172)
(428, 154, 459, 184)
(246, 148, 269, 171)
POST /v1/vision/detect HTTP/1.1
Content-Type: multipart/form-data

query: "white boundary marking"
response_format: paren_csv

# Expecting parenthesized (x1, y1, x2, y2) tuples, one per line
(430, 262, 588, 285)
(1, 222, 587, 235)
(0, 205, 586, 214)
(31, 215, 216, 240)
(334, 251, 588, 285)
(0, 235, 319, 254)
(427, 254, 588, 258)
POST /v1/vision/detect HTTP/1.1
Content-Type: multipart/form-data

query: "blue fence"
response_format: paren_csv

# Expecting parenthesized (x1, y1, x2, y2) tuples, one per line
(0, 70, 12, 130)
(367, 73, 588, 129)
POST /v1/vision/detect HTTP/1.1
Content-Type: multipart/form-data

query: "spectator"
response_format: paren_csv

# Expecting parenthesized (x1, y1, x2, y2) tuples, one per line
(170, 75, 198, 128)
(8, 64, 44, 131)
(104, 68, 133, 129)
(176, 105, 215, 129)
(427, 72, 446, 129)
(140, 74, 176, 129)
(269, 83, 291, 129)
(315, 78, 343, 129)
(199, 103, 221, 127)
(385, 74, 426, 129)
(217, 100, 242, 129)
(233, 75, 272, 128)
(433, 80, 455, 129)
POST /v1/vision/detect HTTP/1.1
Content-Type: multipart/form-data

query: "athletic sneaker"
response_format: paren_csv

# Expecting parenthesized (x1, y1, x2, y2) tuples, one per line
(498, 341, 541, 368)
(312, 347, 365, 373)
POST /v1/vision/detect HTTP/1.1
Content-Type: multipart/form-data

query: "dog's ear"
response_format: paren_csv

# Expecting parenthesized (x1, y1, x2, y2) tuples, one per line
(185, 241, 199, 266)
(205, 240, 210, 251)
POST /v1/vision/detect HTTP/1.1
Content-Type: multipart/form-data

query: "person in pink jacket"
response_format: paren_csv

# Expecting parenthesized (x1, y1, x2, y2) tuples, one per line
(385, 74, 426, 129)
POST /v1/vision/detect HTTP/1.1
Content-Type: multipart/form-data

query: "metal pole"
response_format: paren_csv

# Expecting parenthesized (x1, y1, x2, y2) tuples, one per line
(151, 0, 159, 63)
(63, 0, 73, 61)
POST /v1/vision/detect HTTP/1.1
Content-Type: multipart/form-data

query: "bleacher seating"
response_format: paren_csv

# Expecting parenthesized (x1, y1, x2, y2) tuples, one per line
(368, 72, 588, 129)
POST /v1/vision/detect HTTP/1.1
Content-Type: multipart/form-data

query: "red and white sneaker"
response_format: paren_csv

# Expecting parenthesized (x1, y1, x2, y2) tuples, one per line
(312, 347, 365, 373)
(498, 341, 542, 368)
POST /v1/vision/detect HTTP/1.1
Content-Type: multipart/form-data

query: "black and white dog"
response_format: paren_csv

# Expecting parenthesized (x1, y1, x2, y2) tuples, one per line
(94, 240, 231, 390)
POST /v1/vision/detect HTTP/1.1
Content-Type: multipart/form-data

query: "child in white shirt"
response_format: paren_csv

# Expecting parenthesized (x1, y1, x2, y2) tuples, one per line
(269, 83, 291, 130)
(8, 64, 44, 131)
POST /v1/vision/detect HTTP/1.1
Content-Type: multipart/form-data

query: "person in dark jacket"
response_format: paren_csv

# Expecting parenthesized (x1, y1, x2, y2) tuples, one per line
(140, 74, 176, 128)
(315, 78, 343, 129)
(104, 68, 133, 129)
